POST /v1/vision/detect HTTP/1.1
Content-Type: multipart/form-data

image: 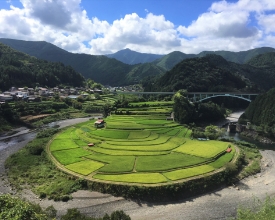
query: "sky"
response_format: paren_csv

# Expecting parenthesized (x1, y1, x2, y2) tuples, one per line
(0, 0, 274, 55)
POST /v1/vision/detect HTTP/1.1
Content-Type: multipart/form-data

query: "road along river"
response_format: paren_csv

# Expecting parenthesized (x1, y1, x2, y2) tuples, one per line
(0, 116, 275, 219)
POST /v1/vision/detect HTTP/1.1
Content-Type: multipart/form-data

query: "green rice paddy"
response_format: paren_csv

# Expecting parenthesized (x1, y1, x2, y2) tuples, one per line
(49, 115, 236, 185)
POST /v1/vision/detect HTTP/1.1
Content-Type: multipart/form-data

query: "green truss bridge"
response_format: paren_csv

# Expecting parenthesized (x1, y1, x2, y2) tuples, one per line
(115, 91, 259, 102)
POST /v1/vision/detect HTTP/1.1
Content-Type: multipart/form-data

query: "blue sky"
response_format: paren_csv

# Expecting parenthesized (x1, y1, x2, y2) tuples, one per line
(80, 0, 225, 26)
(0, 0, 274, 55)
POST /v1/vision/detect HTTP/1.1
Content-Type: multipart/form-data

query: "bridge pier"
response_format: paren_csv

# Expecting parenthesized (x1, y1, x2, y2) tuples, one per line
(228, 122, 237, 132)
(227, 122, 246, 133)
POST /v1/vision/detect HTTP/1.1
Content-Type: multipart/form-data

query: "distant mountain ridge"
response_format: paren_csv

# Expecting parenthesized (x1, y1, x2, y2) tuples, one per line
(1, 38, 275, 89)
(143, 55, 248, 92)
(0, 43, 85, 91)
(106, 48, 164, 65)
(0, 38, 164, 86)
(143, 54, 275, 92)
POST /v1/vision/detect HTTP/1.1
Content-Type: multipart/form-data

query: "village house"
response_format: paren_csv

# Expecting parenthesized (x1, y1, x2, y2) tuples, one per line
(16, 91, 29, 100)
(28, 88, 34, 95)
(38, 88, 49, 96)
(94, 119, 105, 128)
(0, 94, 13, 102)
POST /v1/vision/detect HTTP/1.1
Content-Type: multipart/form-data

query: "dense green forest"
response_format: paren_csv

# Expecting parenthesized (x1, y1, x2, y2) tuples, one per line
(196, 47, 275, 64)
(143, 53, 275, 92)
(0, 39, 165, 86)
(143, 55, 249, 92)
(173, 90, 226, 125)
(152, 51, 196, 70)
(239, 87, 275, 137)
(246, 52, 275, 67)
(0, 43, 85, 91)
(151, 47, 275, 71)
(1, 38, 274, 89)
(106, 48, 163, 65)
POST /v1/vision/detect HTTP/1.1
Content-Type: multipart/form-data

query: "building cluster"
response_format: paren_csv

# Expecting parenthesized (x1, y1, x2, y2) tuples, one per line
(0, 86, 103, 103)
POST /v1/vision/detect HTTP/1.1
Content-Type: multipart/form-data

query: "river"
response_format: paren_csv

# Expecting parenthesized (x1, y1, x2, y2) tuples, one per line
(0, 114, 275, 219)
(218, 111, 275, 150)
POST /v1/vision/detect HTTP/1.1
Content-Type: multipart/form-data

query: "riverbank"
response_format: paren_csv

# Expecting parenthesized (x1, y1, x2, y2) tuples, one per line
(1, 116, 275, 219)
(241, 129, 275, 144)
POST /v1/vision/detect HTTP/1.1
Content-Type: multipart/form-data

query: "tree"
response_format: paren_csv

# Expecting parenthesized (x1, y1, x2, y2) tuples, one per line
(173, 90, 194, 124)
(94, 93, 101, 100)
(0, 194, 47, 220)
(205, 125, 218, 133)
(103, 103, 111, 117)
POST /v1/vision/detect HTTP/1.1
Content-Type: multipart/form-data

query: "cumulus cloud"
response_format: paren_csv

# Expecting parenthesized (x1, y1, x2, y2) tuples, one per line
(21, 0, 72, 28)
(177, 0, 274, 53)
(0, 0, 274, 55)
(87, 13, 180, 54)
(177, 11, 259, 38)
(258, 14, 275, 34)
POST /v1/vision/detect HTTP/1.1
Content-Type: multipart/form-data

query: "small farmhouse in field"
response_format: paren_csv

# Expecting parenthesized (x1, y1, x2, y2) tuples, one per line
(94, 119, 105, 128)
(226, 148, 232, 153)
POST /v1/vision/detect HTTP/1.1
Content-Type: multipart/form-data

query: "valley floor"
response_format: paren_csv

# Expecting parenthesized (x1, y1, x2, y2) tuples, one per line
(0, 119, 275, 220)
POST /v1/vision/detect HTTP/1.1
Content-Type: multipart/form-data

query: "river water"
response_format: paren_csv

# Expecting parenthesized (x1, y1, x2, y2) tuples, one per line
(0, 117, 96, 151)
(0, 114, 275, 220)
(216, 111, 275, 150)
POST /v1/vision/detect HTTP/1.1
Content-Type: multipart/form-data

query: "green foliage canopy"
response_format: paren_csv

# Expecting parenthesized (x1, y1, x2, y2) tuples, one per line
(0, 43, 85, 91)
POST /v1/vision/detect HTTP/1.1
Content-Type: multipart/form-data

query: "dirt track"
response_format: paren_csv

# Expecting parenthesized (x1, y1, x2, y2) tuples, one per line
(1, 118, 275, 219)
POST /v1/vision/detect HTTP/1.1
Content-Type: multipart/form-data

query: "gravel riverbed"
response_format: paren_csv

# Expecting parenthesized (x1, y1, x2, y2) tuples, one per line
(1, 117, 275, 219)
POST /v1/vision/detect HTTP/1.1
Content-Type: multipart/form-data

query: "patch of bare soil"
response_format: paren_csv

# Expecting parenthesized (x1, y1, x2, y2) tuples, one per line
(20, 114, 51, 122)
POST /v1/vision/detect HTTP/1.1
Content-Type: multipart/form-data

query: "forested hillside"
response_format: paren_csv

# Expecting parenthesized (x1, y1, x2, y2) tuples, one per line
(152, 47, 275, 71)
(1, 38, 274, 89)
(203, 54, 275, 91)
(143, 55, 248, 92)
(239, 88, 275, 138)
(0, 43, 84, 91)
(126, 63, 166, 83)
(0, 38, 164, 86)
(246, 52, 275, 68)
(153, 51, 196, 70)
(106, 48, 163, 65)
(240, 88, 275, 128)
(144, 54, 275, 92)
(197, 47, 275, 64)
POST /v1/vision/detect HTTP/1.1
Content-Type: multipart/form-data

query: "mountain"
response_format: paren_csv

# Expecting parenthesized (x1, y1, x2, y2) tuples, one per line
(197, 47, 275, 64)
(0, 38, 164, 86)
(106, 48, 163, 65)
(1, 38, 275, 89)
(143, 55, 248, 92)
(0, 38, 131, 85)
(245, 52, 275, 68)
(126, 63, 166, 83)
(208, 54, 275, 91)
(153, 51, 196, 70)
(145, 53, 275, 92)
(240, 87, 275, 129)
(0, 43, 85, 91)
(153, 47, 275, 71)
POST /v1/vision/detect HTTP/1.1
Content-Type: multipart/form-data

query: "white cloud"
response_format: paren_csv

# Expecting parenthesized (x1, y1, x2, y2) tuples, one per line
(210, 0, 275, 13)
(258, 14, 275, 34)
(87, 13, 180, 54)
(0, 0, 274, 55)
(177, 11, 259, 38)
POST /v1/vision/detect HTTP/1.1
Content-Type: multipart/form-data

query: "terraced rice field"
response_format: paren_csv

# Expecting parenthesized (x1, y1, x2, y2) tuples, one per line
(48, 115, 236, 185)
